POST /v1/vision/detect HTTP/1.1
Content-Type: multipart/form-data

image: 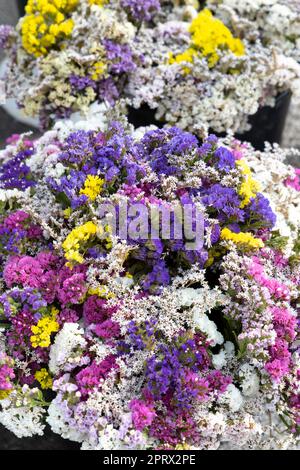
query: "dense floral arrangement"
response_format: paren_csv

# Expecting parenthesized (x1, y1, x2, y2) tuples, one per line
(0, 1, 300, 133)
(0, 112, 299, 449)
(207, 0, 300, 62)
(127, 5, 300, 133)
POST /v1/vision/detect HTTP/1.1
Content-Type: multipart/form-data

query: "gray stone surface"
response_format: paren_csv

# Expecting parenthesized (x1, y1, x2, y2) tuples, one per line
(0, 0, 19, 25)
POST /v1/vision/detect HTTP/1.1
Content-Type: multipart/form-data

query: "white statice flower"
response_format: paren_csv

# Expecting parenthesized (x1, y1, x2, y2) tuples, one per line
(212, 341, 235, 369)
(0, 187, 30, 203)
(64, 102, 109, 133)
(49, 323, 88, 375)
(212, 350, 227, 370)
(179, 286, 228, 311)
(0, 406, 45, 438)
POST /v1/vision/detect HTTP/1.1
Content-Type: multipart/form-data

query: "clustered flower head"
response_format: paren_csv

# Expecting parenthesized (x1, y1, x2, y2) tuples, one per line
(0, 113, 299, 449)
(207, 0, 300, 62)
(1, 0, 139, 128)
(20, 0, 78, 57)
(127, 4, 300, 134)
(170, 8, 245, 69)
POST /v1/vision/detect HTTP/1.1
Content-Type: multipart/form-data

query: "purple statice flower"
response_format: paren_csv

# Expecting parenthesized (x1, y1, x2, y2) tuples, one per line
(57, 308, 80, 326)
(0, 288, 47, 319)
(69, 75, 97, 91)
(7, 307, 37, 356)
(264, 306, 296, 382)
(265, 338, 291, 382)
(0, 211, 42, 256)
(247, 193, 276, 228)
(145, 335, 207, 409)
(142, 259, 170, 292)
(93, 123, 146, 185)
(149, 409, 201, 447)
(206, 370, 232, 395)
(57, 271, 87, 307)
(0, 25, 14, 50)
(138, 127, 198, 177)
(59, 130, 97, 165)
(198, 134, 218, 157)
(121, 0, 160, 23)
(83, 295, 118, 326)
(127, 318, 157, 350)
(97, 77, 120, 106)
(4, 255, 44, 288)
(202, 184, 245, 223)
(93, 319, 121, 339)
(47, 169, 88, 209)
(210, 223, 221, 244)
(0, 226, 27, 256)
(103, 39, 136, 74)
(0, 147, 35, 190)
(0, 352, 15, 394)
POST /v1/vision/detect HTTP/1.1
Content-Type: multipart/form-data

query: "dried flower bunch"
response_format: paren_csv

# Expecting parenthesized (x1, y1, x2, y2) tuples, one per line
(0, 112, 299, 449)
(0, 1, 300, 133)
(126, 5, 300, 134)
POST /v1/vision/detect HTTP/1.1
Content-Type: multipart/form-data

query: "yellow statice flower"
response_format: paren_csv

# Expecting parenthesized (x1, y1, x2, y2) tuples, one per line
(30, 309, 59, 348)
(169, 49, 197, 74)
(170, 9, 245, 69)
(35, 368, 53, 389)
(21, 0, 78, 57)
(80, 175, 105, 201)
(236, 159, 260, 208)
(89, 0, 108, 6)
(221, 228, 264, 250)
(0, 390, 13, 400)
(91, 61, 107, 80)
(62, 221, 101, 265)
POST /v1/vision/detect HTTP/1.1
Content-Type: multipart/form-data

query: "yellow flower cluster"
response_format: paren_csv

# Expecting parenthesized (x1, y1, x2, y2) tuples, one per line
(21, 0, 78, 57)
(221, 228, 264, 250)
(80, 175, 105, 201)
(236, 159, 260, 208)
(170, 9, 245, 69)
(89, 0, 107, 5)
(62, 221, 99, 264)
(35, 368, 53, 389)
(30, 308, 59, 348)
